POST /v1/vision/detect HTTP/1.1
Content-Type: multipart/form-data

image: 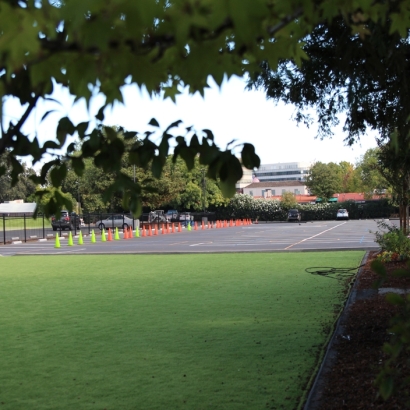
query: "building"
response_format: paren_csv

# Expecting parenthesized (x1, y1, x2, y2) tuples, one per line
(254, 161, 312, 182)
(243, 181, 310, 198)
(0, 201, 36, 216)
(235, 168, 254, 192)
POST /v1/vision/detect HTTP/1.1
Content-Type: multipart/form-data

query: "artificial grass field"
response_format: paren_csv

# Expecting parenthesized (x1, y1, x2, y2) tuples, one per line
(0, 251, 364, 409)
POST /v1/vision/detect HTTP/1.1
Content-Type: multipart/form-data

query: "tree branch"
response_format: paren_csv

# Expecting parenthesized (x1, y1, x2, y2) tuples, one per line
(0, 94, 39, 154)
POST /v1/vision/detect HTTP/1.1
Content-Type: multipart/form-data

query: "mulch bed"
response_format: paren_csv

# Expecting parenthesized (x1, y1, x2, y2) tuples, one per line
(314, 252, 410, 409)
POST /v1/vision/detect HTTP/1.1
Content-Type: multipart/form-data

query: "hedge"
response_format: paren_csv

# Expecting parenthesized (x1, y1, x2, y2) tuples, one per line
(212, 194, 395, 221)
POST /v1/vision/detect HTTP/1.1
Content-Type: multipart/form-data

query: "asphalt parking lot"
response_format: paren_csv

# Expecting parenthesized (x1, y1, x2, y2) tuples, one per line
(0, 219, 383, 256)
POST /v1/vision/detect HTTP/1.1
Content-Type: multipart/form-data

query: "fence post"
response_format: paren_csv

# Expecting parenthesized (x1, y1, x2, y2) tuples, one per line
(2, 214, 5, 245)
(24, 213, 27, 243)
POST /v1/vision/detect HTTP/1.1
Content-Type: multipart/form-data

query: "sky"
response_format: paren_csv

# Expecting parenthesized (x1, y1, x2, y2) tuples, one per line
(7, 75, 378, 168)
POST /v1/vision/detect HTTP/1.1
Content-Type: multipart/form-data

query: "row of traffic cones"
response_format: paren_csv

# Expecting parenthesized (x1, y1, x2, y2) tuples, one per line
(55, 219, 252, 248)
(55, 226, 137, 248)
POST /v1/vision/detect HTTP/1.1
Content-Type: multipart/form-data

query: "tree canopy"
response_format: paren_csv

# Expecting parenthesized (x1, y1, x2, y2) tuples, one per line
(250, 6, 410, 145)
(306, 162, 342, 200)
(2, 0, 410, 215)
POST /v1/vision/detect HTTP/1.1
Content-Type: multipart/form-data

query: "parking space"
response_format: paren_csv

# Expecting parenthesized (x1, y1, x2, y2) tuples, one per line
(0, 219, 383, 256)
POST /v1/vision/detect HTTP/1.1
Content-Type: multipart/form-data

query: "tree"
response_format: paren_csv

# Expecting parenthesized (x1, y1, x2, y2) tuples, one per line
(0, 152, 37, 203)
(0, 1, 408, 215)
(168, 158, 229, 211)
(306, 162, 342, 200)
(376, 139, 410, 233)
(337, 161, 361, 193)
(280, 192, 298, 210)
(356, 148, 389, 198)
(250, 11, 410, 146)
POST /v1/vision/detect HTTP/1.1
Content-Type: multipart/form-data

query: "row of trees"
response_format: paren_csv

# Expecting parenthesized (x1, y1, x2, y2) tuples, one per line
(306, 149, 387, 200)
(59, 153, 229, 214)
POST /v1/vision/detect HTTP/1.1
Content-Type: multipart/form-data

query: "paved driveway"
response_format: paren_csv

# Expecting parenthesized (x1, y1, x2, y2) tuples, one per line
(0, 219, 383, 256)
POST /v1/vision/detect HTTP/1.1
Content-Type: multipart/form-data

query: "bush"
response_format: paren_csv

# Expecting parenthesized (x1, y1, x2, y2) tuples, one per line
(373, 220, 410, 260)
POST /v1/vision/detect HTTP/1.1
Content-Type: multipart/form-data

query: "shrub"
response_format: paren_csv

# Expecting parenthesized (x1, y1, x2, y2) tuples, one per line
(373, 220, 410, 260)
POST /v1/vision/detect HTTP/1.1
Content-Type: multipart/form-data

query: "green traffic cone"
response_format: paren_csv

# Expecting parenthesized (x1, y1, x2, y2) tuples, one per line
(114, 227, 120, 240)
(101, 229, 106, 242)
(68, 231, 73, 246)
(54, 233, 61, 249)
(135, 227, 140, 238)
(91, 229, 96, 243)
(187, 222, 192, 231)
(78, 230, 83, 245)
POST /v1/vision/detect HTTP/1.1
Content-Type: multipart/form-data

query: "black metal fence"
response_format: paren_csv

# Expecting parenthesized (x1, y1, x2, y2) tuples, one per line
(0, 213, 139, 245)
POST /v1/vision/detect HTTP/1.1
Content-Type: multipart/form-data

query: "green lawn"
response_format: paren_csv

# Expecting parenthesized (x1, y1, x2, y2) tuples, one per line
(0, 252, 364, 409)
(3, 217, 48, 230)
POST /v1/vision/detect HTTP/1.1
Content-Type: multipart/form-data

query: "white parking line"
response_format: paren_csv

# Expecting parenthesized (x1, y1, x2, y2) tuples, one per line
(284, 222, 347, 250)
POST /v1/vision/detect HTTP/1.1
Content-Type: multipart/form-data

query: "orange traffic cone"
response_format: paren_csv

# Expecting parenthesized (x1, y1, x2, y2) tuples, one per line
(172, 223, 175, 233)
(194, 221, 198, 230)
(201, 221, 205, 230)
(142, 226, 146, 237)
(129, 226, 133, 237)
(154, 225, 158, 235)
(148, 225, 152, 236)
(178, 222, 182, 232)
(107, 228, 113, 241)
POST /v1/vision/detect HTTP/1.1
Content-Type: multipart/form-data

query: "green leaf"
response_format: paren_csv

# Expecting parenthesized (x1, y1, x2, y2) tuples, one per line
(76, 121, 89, 139)
(165, 120, 182, 132)
(42, 141, 60, 151)
(50, 163, 67, 187)
(149, 118, 160, 127)
(371, 259, 387, 278)
(219, 178, 237, 198)
(95, 106, 105, 122)
(57, 117, 75, 146)
(241, 143, 261, 169)
(71, 157, 85, 177)
(123, 131, 138, 140)
(151, 156, 165, 179)
(379, 375, 394, 400)
(385, 293, 405, 305)
(392, 268, 410, 277)
(104, 126, 117, 141)
(202, 129, 214, 141)
(41, 110, 56, 122)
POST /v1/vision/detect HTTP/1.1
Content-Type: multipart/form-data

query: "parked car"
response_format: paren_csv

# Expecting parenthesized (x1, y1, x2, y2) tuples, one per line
(336, 209, 349, 220)
(51, 210, 83, 231)
(166, 210, 179, 222)
(179, 212, 193, 226)
(287, 209, 301, 222)
(148, 210, 168, 224)
(95, 215, 134, 230)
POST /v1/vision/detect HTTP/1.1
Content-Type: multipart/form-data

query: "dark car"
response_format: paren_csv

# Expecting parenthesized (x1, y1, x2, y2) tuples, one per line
(287, 209, 301, 222)
(51, 210, 82, 231)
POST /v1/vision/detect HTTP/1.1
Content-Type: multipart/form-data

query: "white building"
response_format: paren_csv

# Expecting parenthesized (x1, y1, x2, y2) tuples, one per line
(243, 181, 310, 198)
(254, 161, 311, 182)
(235, 167, 254, 191)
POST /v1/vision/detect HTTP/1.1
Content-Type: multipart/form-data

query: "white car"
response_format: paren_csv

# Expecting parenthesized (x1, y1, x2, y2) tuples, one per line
(95, 215, 134, 230)
(336, 209, 349, 220)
